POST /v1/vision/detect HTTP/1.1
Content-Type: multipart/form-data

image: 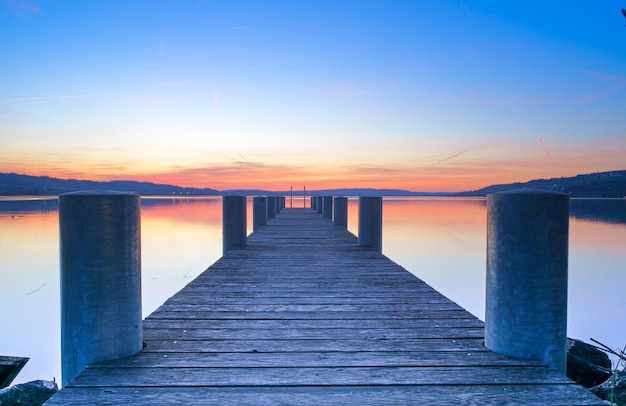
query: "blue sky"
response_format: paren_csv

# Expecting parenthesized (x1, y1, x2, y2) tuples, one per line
(1, 1, 625, 191)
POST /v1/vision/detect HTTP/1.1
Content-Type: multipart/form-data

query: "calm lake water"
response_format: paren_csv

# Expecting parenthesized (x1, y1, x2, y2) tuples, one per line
(1, 196, 625, 385)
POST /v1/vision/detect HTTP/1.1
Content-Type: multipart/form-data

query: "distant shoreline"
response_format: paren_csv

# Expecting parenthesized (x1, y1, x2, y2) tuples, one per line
(1, 170, 625, 198)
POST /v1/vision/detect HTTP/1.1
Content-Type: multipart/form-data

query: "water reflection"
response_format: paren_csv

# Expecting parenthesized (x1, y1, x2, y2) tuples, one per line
(570, 198, 626, 225)
(0, 196, 624, 385)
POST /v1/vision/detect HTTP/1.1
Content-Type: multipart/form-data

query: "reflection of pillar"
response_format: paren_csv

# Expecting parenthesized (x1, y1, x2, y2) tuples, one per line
(334, 197, 348, 228)
(222, 195, 247, 254)
(485, 190, 569, 373)
(59, 190, 142, 386)
(253, 196, 267, 231)
(323, 196, 333, 219)
(358, 196, 382, 252)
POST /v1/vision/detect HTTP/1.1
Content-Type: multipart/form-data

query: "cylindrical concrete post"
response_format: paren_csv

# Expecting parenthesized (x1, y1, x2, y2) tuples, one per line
(253, 196, 267, 231)
(485, 190, 569, 373)
(334, 197, 348, 228)
(358, 196, 383, 252)
(316, 196, 323, 214)
(267, 196, 276, 219)
(323, 196, 333, 219)
(222, 195, 247, 254)
(59, 190, 142, 386)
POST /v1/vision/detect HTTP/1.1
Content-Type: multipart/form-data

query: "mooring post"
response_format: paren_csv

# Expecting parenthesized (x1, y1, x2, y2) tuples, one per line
(59, 190, 142, 386)
(334, 196, 348, 228)
(222, 195, 247, 254)
(267, 196, 276, 219)
(484, 190, 569, 373)
(358, 196, 383, 252)
(253, 196, 267, 231)
(316, 196, 323, 214)
(323, 196, 333, 219)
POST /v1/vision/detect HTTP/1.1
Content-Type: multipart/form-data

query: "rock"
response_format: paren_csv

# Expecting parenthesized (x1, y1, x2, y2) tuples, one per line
(0, 380, 58, 406)
(567, 338, 613, 387)
(592, 370, 626, 405)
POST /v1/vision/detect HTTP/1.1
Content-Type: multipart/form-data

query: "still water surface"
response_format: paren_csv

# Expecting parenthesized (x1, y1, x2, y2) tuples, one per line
(1, 196, 624, 385)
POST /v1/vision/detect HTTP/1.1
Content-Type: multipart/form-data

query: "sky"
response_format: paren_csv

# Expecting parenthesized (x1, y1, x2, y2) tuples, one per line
(1, 1, 625, 192)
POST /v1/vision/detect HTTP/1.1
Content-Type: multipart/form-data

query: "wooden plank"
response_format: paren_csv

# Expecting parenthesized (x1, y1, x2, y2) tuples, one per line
(141, 326, 486, 340)
(142, 317, 485, 329)
(90, 350, 546, 368)
(44, 385, 607, 406)
(146, 309, 477, 320)
(68, 365, 573, 387)
(141, 338, 485, 353)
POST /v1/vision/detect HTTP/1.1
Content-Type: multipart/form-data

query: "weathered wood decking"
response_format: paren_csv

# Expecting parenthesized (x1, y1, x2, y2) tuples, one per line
(46, 208, 603, 405)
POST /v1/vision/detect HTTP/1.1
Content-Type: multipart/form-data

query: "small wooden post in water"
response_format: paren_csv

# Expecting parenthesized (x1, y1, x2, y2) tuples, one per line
(358, 196, 383, 252)
(59, 190, 142, 386)
(253, 196, 267, 231)
(485, 190, 569, 373)
(222, 195, 247, 254)
(323, 196, 333, 219)
(334, 196, 348, 228)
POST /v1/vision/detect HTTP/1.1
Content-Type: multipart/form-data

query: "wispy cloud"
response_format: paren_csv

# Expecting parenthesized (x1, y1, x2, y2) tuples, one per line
(436, 137, 503, 164)
(233, 25, 249, 30)
(459, 0, 473, 19)
(158, 38, 168, 54)
(0, 94, 89, 101)
(413, 89, 561, 106)
(318, 83, 368, 98)
(1, 0, 40, 14)
(581, 70, 626, 104)
(539, 136, 552, 159)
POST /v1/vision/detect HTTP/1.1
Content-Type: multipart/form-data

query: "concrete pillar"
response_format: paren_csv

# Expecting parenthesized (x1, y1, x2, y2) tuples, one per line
(222, 195, 247, 254)
(253, 196, 267, 231)
(323, 196, 333, 219)
(316, 196, 322, 214)
(267, 197, 276, 219)
(334, 197, 348, 228)
(311, 197, 316, 211)
(484, 190, 569, 373)
(59, 190, 142, 386)
(358, 196, 382, 252)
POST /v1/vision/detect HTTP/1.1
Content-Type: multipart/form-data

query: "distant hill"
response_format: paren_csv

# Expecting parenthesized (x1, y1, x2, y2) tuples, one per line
(237, 188, 448, 197)
(456, 170, 626, 198)
(0, 173, 219, 196)
(2, 170, 625, 198)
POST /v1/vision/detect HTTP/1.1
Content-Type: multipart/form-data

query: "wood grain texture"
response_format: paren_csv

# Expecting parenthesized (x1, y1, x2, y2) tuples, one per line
(45, 208, 602, 405)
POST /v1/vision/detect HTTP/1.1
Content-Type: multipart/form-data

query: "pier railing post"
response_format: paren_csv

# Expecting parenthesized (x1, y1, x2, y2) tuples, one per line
(253, 196, 267, 231)
(59, 190, 142, 386)
(484, 190, 569, 373)
(323, 196, 333, 219)
(358, 196, 383, 252)
(333, 197, 348, 228)
(223, 195, 247, 254)
(267, 196, 276, 219)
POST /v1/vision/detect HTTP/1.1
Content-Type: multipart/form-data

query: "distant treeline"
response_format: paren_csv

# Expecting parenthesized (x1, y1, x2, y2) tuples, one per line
(1, 170, 625, 198)
(456, 170, 626, 198)
(0, 173, 219, 196)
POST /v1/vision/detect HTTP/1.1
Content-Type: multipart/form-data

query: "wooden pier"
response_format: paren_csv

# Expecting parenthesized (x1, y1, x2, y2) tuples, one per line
(46, 208, 602, 405)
